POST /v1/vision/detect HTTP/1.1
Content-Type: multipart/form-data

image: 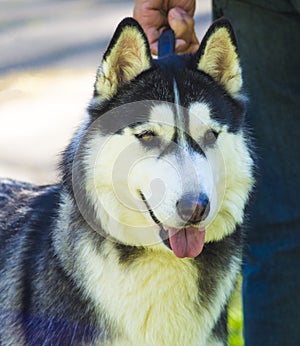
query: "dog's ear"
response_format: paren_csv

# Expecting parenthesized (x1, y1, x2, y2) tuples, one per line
(196, 19, 242, 95)
(94, 18, 152, 99)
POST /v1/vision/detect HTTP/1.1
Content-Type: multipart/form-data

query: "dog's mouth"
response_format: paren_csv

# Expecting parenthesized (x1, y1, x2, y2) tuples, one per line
(139, 192, 206, 259)
(160, 226, 206, 259)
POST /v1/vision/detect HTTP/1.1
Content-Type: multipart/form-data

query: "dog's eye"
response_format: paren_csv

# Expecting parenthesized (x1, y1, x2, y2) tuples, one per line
(204, 130, 219, 146)
(135, 130, 156, 142)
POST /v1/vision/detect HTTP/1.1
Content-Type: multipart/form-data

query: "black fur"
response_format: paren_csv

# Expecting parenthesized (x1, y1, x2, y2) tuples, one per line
(0, 17, 252, 345)
(0, 179, 243, 344)
(89, 55, 245, 137)
(0, 181, 102, 344)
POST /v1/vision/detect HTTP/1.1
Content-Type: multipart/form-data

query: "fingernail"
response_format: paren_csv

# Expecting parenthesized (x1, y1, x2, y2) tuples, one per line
(170, 7, 186, 19)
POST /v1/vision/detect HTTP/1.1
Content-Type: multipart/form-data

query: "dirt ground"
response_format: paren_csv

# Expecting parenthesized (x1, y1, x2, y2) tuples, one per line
(0, 0, 211, 185)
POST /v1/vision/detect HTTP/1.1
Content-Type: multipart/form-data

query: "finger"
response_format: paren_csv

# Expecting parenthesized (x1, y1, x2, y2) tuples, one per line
(150, 41, 159, 56)
(133, 3, 168, 55)
(147, 26, 168, 55)
(168, 7, 199, 54)
(169, 0, 195, 17)
(174, 39, 199, 55)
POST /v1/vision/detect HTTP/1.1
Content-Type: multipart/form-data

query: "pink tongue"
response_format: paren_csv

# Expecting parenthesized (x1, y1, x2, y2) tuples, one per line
(166, 227, 206, 258)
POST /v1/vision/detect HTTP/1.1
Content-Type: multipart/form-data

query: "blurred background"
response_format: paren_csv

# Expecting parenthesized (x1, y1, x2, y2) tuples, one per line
(0, 0, 211, 185)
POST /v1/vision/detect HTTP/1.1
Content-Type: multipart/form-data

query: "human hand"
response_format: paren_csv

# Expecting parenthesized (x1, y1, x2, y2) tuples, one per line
(133, 0, 199, 55)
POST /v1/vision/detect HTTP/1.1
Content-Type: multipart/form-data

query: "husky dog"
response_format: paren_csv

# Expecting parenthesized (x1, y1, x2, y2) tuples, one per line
(0, 18, 254, 345)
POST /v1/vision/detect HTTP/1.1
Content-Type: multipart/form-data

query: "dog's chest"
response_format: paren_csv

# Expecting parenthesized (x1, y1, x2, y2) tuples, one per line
(79, 242, 220, 346)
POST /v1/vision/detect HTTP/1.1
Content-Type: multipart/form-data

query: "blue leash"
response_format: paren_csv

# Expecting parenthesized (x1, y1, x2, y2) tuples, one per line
(158, 27, 175, 58)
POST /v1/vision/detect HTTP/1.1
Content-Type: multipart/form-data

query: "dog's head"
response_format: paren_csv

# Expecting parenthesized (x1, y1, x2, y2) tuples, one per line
(71, 18, 254, 258)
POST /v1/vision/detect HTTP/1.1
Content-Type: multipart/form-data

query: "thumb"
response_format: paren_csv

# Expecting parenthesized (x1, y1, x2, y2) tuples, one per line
(168, 7, 199, 54)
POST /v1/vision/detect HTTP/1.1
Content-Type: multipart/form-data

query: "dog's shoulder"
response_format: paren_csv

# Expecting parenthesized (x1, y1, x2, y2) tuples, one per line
(0, 178, 39, 208)
(0, 178, 61, 239)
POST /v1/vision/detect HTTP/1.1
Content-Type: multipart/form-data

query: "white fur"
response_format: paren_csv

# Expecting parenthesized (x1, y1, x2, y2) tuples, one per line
(57, 71, 253, 346)
(80, 102, 225, 245)
(57, 93, 253, 346)
(187, 102, 254, 242)
(78, 100, 253, 248)
(71, 233, 241, 346)
(207, 339, 225, 346)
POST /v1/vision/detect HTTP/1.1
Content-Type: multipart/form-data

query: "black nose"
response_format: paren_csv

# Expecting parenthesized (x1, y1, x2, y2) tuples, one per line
(176, 194, 210, 223)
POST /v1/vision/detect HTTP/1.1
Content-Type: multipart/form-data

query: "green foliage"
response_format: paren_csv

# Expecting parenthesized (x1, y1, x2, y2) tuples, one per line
(228, 277, 244, 346)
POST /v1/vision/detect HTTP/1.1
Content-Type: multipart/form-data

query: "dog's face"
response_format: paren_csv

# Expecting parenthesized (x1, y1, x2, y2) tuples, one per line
(72, 19, 254, 258)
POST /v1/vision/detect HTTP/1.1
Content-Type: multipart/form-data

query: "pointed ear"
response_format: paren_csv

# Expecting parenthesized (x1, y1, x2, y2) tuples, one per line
(94, 18, 152, 99)
(196, 19, 242, 95)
